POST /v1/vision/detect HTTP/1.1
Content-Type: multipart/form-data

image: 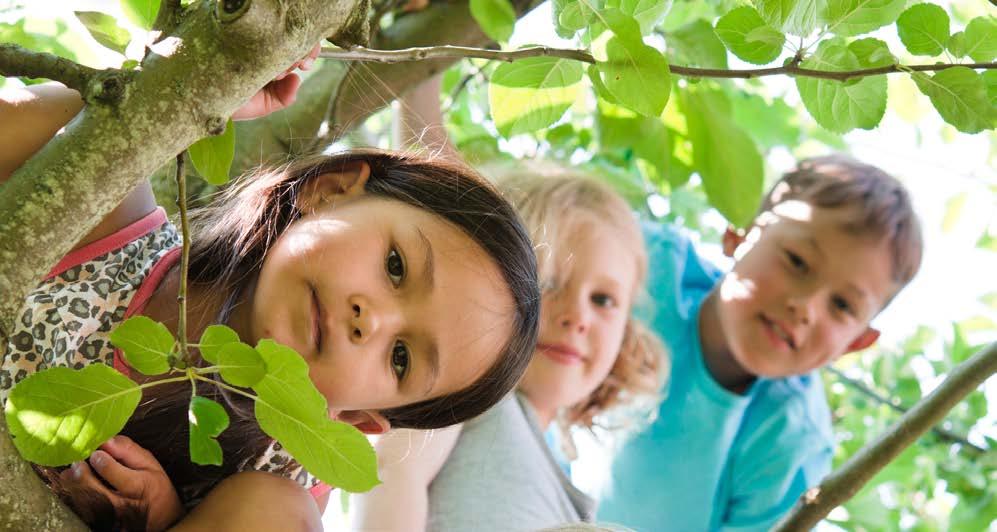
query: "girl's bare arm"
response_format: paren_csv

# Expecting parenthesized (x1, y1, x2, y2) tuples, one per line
(350, 425, 462, 531)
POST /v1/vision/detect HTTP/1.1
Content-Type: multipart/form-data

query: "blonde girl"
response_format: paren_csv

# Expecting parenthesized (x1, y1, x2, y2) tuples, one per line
(1, 59, 539, 530)
(351, 167, 668, 531)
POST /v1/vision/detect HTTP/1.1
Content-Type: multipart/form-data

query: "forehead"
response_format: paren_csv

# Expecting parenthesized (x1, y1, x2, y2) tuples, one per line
(767, 202, 898, 310)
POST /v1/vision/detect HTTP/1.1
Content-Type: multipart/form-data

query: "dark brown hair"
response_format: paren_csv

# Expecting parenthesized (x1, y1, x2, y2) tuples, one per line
(758, 154, 923, 290)
(53, 149, 539, 524)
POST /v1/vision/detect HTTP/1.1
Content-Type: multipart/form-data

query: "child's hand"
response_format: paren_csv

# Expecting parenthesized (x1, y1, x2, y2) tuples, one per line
(60, 435, 185, 532)
(231, 44, 321, 121)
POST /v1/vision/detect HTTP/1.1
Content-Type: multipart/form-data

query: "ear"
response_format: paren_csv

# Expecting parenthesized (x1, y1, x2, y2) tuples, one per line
(333, 409, 390, 435)
(296, 160, 371, 212)
(844, 327, 880, 354)
(722, 226, 746, 258)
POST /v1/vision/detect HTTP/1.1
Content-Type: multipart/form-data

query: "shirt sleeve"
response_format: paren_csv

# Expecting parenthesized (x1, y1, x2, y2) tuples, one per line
(718, 381, 834, 531)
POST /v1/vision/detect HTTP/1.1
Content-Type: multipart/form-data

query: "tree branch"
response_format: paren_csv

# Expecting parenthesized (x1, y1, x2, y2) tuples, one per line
(826, 366, 986, 453)
(152, 0, 184, 35)
(775, 342, 997, 531)
(320, 44, 997, 81)
(0, 43, 103, 95)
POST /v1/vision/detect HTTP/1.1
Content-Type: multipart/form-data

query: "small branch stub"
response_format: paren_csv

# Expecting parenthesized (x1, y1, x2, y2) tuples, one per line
(217, 0, 250, 22)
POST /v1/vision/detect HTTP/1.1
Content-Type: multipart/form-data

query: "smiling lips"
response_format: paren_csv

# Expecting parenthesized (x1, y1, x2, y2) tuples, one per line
(537, 343, 583, 365)
(760, 314, 796, 351)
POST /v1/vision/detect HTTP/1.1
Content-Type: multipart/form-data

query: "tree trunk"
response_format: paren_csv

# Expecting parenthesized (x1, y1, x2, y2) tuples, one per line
(0, 0, 365, 524)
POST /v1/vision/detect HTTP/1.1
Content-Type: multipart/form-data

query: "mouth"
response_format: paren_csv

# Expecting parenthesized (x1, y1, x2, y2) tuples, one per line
(310, 287, 323, 355)
(537, 343, 583, 365)
(760, 314, 796, 351)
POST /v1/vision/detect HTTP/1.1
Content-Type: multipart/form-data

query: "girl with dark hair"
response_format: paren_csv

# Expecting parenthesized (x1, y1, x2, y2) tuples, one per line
(0, 55, 539, 530)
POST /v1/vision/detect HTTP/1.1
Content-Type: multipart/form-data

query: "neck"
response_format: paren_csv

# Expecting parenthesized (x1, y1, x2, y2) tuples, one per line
(698, 288, 756, 395)
(530, 399, 556, 430)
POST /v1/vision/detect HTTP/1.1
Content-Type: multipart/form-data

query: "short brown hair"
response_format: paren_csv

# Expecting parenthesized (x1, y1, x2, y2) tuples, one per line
(759, 154, 923, 290)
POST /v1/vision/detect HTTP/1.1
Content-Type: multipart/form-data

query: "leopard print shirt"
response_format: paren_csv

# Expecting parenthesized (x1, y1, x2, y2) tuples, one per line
(2, 211, 324, 496)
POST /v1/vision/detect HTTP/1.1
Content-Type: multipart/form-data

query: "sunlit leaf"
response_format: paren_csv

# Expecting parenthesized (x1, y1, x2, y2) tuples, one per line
(947, 31, 967, 58)
(668, 19, 728, 69)
(896, 3, 950, 57)
(727, 90, 801, 149)
(488, 56, 584, 137)
(216, 342, 266, 388)
(109, 315, 175, 376)
(198, 324, 241, 365)
(598, 10, 671, 117)
(681, 86, 763, 227)
(913, 67, 993, 134)
(715, 6, 785, 65)
(189, 396, 229, 466)
(5, 364, 141, 466)
(823, 0, 906, 37)
(251, 340, 379, 492)
(188, 119, 235, 185)
(618, 0, 672, 35)
(120, 0, 161, 30)
(74, 11, 131, 55)
(553, 0, 603, 36)
(796, 38, 887, 133)
(752, 0, 824, 37)
(470, 0, 516, 42)
(962, 16, 997, 62)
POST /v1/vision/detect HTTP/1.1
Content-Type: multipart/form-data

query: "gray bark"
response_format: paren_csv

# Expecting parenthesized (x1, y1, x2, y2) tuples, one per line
(0, 0, 364, 525)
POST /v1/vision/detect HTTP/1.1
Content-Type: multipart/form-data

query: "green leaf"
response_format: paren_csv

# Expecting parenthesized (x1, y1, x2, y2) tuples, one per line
(896, 3, 950, 57)
(848, 37, 895, 67)
(488, 56, 584, 137)
(198, 324, 241, 365)
(251, 340, 379, 492)
(668, 19, 728, 69)
(715, 6, 785, 65)
(216, 342, 267, 388)
(120, 0, 161, 30)
(74, 11, 131, 55)
(823, 0, 906, 37)
(553, 0, 603, 36)
(188, 119, 235, 185)
(5, 364, 141, 466)
(470, 0, 517, 42)
(727, 90, 801, 149)
(109, 315, 175, 376)
(962, 16, 997, 62)
(980, 291, 997, 311)
(947, 31, 967, 58)
(598, 10, 671, 116)
(752, 0, 825, 37)
(796, 38, 887, 133)
(913, 67, 993, 134)
(681, 87, 764, 228)
(588, 63, 620, 104)
(189, 396, 229, 466)
(618, 0, 673, 35)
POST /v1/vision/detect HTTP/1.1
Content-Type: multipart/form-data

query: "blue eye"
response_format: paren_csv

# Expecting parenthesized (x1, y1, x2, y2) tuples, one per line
(592, 293, 617, 309)
(391, 341, 409, 380)
(386, 248, 405, 286)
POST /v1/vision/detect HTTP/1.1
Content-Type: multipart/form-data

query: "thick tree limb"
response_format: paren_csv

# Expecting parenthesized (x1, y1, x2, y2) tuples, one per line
(320, 44, 997, 82)
(0, 44, 105, 96)
(775, 342, 997, 531)
(0, 0, 365, 524)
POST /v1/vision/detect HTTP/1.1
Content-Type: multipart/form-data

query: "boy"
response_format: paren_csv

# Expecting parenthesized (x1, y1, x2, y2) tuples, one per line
(597, 155, 923, 531)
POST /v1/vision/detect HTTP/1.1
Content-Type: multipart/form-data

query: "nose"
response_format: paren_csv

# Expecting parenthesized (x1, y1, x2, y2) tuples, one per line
(786, 290, 816, 325)
(347, 295, 400, 345)
(553, 291, 590, 334)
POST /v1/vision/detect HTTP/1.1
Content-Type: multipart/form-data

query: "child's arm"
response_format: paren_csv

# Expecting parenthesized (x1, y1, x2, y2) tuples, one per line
(394, 74, 461, 160)
(350, 425, 462, 531)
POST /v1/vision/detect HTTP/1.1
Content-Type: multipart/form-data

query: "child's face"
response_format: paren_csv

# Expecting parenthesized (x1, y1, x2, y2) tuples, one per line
(714, 200, 896, 378)
(241, 195, 515, 415)
(519, 221, 638, 412)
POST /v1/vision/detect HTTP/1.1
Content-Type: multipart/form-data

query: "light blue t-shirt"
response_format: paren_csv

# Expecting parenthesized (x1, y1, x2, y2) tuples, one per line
(597, 222, 834, 531)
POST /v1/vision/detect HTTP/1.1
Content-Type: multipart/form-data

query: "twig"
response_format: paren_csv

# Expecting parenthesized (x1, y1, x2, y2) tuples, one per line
(152, 0, 184, 35)
(0, 43, 102, 94)
(826, 366, 986, 453)
(320, 45, 997, 82)
(176, 152, 191, 366)
(775, 342, 997, 531)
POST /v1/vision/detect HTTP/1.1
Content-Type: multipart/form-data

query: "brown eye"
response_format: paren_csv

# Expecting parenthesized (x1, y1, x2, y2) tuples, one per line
(386, 248, 405, 286)
(592, 293, 617, 308)
(787, 251, 808, 273)
(391, 341, 409, 380)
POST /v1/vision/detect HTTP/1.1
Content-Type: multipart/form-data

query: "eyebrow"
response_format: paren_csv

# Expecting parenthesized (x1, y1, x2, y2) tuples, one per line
(416, 227, 435, 291)
(805, 236, 826, 260)
(422, 342, 440, 397)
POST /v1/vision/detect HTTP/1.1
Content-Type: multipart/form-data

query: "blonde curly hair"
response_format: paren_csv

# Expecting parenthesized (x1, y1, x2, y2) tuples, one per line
(493, 162, 669, 450)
